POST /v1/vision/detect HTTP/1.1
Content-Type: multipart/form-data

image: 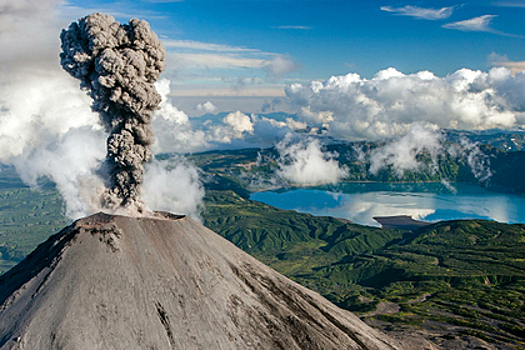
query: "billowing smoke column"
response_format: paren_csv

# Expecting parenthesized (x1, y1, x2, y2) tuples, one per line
(60, 13, 166, 212)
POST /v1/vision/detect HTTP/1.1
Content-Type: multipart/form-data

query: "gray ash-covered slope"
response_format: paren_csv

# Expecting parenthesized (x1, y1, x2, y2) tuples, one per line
(0, 212, 404, 350)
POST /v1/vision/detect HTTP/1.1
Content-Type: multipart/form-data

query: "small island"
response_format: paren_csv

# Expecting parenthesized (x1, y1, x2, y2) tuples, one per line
(373, 215, 432, 231)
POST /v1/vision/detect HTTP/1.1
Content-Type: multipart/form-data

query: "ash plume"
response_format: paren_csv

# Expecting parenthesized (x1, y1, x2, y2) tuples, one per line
(60, 13, 166, 213)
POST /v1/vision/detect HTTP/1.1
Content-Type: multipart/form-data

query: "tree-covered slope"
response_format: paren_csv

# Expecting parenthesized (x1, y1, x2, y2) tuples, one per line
(203, 190, 405, 279)
(0, 166, 67, 272)
(203, 191, 525, 349)
(485, 149, 525, 194)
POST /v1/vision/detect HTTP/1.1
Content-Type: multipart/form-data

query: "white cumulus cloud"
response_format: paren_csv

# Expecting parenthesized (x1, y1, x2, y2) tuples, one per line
(152, 80, 209, 153)
(223, 111, 254, 137)
(286, 67, 525, 141)
(155, 79, 190, 125)
(195, 101, 217, 114)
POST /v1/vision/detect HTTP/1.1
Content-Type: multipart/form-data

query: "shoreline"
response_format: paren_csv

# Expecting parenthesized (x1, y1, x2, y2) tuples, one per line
(249, 180, 525, 197)
(248, 182, 525, 226)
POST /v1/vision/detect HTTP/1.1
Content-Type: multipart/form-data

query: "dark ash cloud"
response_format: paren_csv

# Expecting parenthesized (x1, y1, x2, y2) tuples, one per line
(60, 12, 166, 213)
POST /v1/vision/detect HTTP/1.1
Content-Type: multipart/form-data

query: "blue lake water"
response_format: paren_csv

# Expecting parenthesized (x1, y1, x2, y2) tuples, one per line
(250, 183, 525, 227)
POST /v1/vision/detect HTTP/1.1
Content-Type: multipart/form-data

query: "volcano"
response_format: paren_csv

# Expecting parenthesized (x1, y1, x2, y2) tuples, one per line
(0, 212, 405, 349)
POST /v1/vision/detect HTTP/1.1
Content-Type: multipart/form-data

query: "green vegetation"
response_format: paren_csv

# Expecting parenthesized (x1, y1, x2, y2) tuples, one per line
(181, 142, 477, 187)
(203, 190, 405, 283)
(484, 148, 525, 194)
(0, 166, 67, 272)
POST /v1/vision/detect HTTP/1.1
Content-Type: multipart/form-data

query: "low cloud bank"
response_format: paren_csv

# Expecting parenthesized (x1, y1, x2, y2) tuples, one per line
(367, 125, 492, 182)
(286, 67, 525, 141)
(143, 157, 205, 221)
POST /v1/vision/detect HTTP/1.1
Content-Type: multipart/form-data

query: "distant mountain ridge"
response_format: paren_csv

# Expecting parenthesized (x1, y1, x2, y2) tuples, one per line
(183, 138, 525, 195)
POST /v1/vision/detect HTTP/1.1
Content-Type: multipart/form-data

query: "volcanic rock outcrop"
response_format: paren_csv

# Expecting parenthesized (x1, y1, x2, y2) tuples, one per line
(0, 212, 405, 350)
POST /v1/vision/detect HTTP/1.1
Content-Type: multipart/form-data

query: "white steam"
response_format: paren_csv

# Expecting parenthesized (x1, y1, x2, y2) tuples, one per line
(0, 73, 99, 161)
(460, 139, 492, 182)
(276, 134, 348, 185)
(287, 67, 525, 141)
(0, 0, 106, 219)
(369, 124, 443, 176)
(10, 127, 106, 219)
(146, 80, 206, 219)
(143, 157, 205, 220)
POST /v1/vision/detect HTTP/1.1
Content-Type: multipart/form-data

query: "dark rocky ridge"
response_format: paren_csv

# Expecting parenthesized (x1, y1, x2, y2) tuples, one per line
(0, 212, 405, 349)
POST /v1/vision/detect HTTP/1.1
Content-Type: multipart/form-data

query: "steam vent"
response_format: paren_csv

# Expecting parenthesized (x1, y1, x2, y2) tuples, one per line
(0, 212, 405, 349)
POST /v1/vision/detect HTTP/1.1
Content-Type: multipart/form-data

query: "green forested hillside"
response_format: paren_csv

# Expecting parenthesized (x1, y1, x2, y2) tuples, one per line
(485, 149, 525, 194)
(203, 191, 525, 349)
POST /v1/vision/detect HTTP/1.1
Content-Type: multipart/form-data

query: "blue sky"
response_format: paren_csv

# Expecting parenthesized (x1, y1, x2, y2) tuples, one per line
(45, 0, 525, 115)
(60, 0, 525, 99)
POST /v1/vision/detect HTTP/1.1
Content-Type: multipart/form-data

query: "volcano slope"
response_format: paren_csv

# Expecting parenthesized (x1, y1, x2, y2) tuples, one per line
(0, 212, 404, 350)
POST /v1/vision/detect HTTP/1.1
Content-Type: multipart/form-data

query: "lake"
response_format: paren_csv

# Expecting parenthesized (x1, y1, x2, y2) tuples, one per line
(250, 182, 525, 227)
